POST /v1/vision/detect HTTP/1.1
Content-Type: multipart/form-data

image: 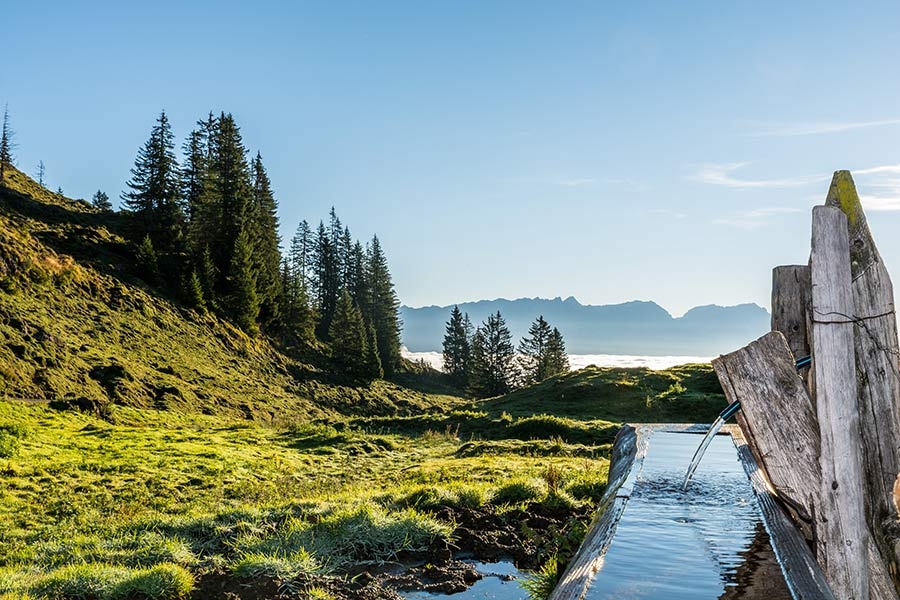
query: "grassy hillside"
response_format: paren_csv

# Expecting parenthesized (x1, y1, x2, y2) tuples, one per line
(0, 165, 462, 421)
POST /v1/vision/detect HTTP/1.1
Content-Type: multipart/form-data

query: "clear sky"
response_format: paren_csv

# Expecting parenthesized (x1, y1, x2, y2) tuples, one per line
(4, 1, 900, 316)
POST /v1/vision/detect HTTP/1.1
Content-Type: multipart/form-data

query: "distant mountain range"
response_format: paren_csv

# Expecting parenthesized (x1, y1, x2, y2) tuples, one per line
(400, 297, 770, 356)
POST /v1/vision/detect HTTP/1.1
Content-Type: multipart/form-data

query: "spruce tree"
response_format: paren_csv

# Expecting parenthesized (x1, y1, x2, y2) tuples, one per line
(185, 113, 218, 258)
(544, 327, 570, 377)
(442, 306, 471, 386)
(198, 245, 219, 311)
(226, 229, 260, 335)
(313, 220, 340, 339)
(519, 315, 553, 384)
(367, 235, 402, 377)
(249, 152, 283, 330)
(198, 112, 254, 300)
(281, 258, 316, 344)
(469, 311, 517, 398)
(136, 235, 160, 285)
(183, 269, 206, 312)
(289, 220, 314, 294)
(364, 323, 384, 380)
(36, 161, 46, 187)
(347, 241, 370, 321)
(329, 290, 369, 379)
(92, 190, 113, 212)
(122, 111, 183, 255)
(0, 105, 14, 183)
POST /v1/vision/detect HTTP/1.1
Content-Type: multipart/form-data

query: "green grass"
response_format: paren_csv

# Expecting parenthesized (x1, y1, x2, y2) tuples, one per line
(0, 401, 613, 597)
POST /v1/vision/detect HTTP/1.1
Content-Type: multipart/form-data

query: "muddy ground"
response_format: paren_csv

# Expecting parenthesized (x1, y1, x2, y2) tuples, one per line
(191, 502, 592, 600)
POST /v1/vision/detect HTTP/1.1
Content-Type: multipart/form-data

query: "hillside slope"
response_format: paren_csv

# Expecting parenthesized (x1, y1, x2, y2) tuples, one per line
(0, 166, 460, 420)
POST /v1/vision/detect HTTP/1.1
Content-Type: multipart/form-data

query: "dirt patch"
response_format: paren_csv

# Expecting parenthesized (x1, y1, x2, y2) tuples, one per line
(189, 501, 592, 600)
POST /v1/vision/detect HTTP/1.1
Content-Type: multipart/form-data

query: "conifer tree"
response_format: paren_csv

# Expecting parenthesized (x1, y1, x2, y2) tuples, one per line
(226, 229, 260, 335)
(36, 161, 46, 187)
(122, 111, 183, 255)
(519, 315, 553, 384)
(136, 235, 160, 285)
(289, 220, 314, 294)
(442, 305, 471, 386)
(347, 241, 370, 320)
(184, 113, 218, 257)
(198, 245, 219, 311)
(92, 190, 113, 212)
(469, 311, 517, 398)
(367, 235, 402, 377)
(544, 327, 570, 377)
(183, 269, 206, 312)
(313, 220, 340, 339)
(364, 323, 384, 380)
(0, 105, 14, 183)
(329, 290, 369, 379)
(281, 259, 316, 344)
(249, 152, 283, 330)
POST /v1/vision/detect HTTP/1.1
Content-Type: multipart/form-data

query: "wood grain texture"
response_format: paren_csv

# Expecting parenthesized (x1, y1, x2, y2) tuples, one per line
(826, 170, 900, 594)
(810, 204, 870, 599)
(772, 265, 812, 386)
(713, 332, 821, 539)
(549, 425, 643, 600)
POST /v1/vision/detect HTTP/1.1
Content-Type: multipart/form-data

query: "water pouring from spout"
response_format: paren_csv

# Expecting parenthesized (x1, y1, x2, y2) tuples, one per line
(682, 355, 811, 490)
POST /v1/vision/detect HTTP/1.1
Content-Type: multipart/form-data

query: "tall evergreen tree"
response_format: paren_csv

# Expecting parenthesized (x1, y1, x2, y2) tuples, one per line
(36, 160, 46, 187)
(249, 152, 283, 330)
(367, 235, 402, 377)
(185, 113, 218, 257)
(518, 315, 553, 385)
(544, 327, 570, 377)
(92, 190, 113, 212)
(313, 220, 340, 339)
(226, 229, 259, 335)
(121, 111, 183, 255)
(289, 220, 314, 294)
(281, 259, 316, 344)
(364, 323, 384, 380)
(346, 241, 370, 321)
(0, 105, 15, 183)
(469, 311, 517, 398)
(442, 306, 471, 386)
(329, 290, 370, 379)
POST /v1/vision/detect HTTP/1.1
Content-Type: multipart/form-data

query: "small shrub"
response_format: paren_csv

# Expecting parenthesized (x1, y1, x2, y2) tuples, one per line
(521, 555, 558, 600)
(29, 563, 128, 599)
(492, 478, 548, 505)
(113, 563, 194, 599)
(231, 550, 319, 579)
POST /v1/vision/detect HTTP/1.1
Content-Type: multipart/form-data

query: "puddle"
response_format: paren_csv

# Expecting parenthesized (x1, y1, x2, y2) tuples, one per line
(401, 561, 527, 600)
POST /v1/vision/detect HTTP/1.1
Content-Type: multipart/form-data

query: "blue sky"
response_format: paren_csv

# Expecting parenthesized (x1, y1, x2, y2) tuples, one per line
(4, 1, 900, 316)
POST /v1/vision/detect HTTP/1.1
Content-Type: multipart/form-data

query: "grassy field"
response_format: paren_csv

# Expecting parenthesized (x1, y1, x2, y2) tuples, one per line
(0, 401, 616, 599)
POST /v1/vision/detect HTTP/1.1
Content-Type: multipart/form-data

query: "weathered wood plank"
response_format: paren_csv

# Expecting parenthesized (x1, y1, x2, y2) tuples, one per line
(730, 427, 836, 600)
(713, 332, 821, 543)
(826, 171, 900, 593)
(549, 425, 644, 600)
(772, 265, 812, 386)
(810, 204, 870, 599)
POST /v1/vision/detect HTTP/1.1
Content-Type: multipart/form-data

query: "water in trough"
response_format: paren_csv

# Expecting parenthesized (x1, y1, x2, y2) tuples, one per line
(585, 431, 792, 599)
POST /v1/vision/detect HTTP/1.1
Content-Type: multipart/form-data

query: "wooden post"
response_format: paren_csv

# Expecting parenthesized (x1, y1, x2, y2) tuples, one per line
(772, 265, 812, 386)
(826, 171, 900, 592)
(810, 205, 870, 599)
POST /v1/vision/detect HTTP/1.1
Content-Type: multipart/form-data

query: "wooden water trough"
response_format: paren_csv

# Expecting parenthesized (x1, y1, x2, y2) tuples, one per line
(552, 171, 900, 600)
